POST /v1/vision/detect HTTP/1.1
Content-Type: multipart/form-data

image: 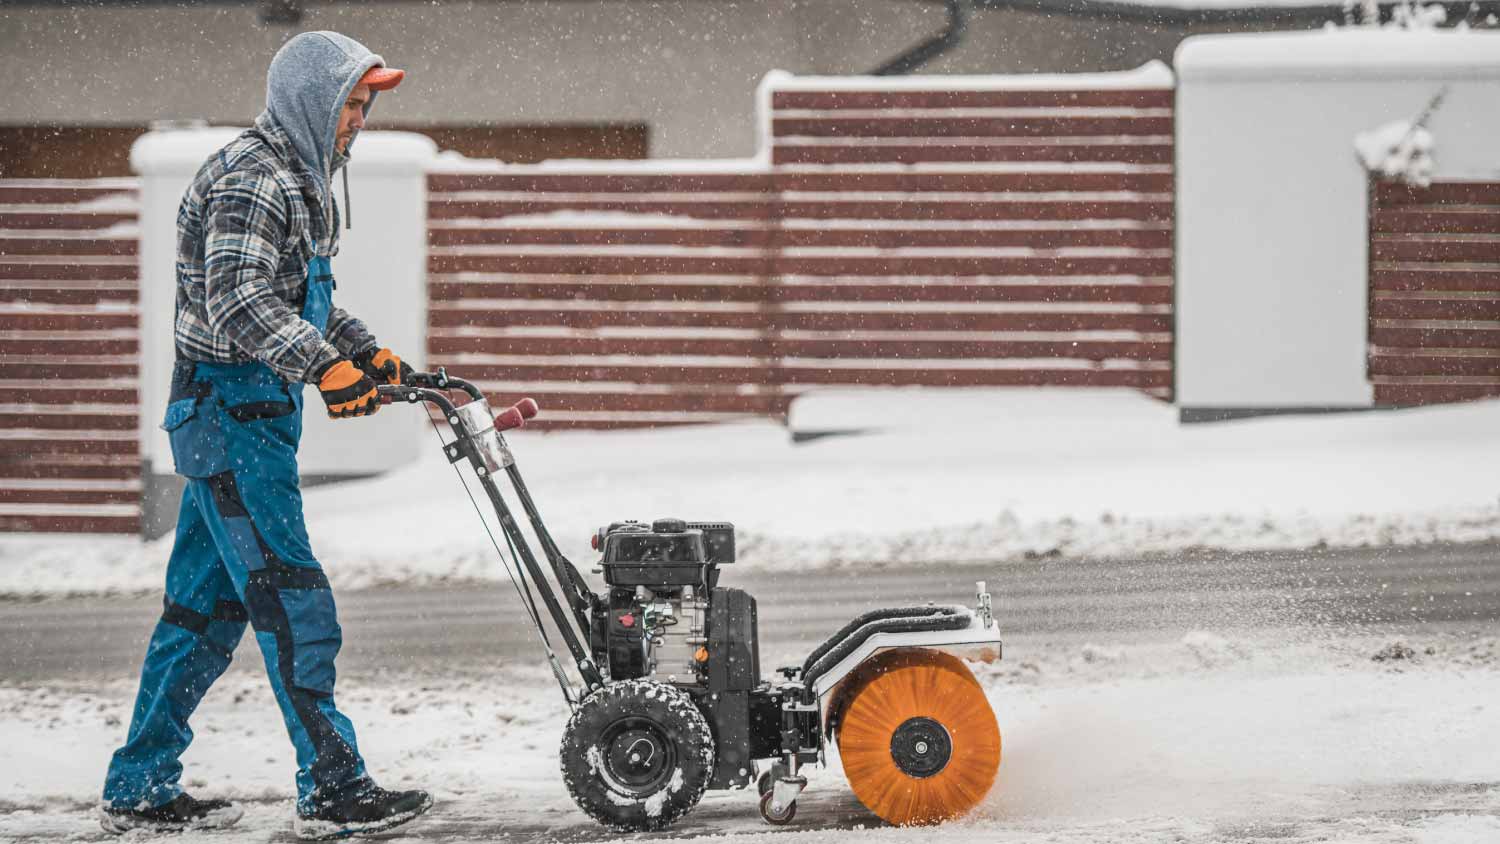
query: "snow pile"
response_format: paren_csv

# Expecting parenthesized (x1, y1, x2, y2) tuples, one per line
(1385, 0, 1448, 29)
(1355, 119, 1434, 186)
(5, 389, 1500, 597)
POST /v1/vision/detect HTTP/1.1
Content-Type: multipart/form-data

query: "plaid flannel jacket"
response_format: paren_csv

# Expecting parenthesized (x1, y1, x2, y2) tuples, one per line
(173, 112, 378, 384)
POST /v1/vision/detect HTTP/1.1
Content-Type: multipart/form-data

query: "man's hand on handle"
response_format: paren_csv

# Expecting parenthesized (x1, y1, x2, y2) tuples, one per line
(355, 347, 413, 386)
(315, 359, 380, 419)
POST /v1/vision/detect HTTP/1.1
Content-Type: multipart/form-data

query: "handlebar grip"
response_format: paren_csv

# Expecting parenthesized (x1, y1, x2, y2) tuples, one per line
(495, 406, 525, 432)
(494, 398, 539, 432)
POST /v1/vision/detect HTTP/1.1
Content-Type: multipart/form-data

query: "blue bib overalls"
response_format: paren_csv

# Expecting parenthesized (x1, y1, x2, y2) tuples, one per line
(103, 257, 371, 813)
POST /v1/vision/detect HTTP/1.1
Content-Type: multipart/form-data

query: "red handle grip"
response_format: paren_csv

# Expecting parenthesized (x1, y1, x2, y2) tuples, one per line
(494, 398, 540, 432)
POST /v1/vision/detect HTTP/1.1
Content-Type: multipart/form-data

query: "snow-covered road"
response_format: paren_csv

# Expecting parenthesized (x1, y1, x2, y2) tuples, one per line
(2, 631, 1497, 843)
(3, 545, 1498, 843)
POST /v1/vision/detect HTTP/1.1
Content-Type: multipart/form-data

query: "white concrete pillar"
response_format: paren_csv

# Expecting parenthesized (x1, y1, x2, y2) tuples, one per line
(131, 127, 435, 533)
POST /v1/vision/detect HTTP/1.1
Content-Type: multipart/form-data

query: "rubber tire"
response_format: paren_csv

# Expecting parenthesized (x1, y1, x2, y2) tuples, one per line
(835, 649, 1001, 826)
(560, 680, 715, 831)
(759, 791, 797, 825)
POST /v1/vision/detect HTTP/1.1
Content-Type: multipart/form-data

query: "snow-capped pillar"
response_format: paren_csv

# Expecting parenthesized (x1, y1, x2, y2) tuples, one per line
(131, 129, 436, 537)
(1173, 29, 1500, 419)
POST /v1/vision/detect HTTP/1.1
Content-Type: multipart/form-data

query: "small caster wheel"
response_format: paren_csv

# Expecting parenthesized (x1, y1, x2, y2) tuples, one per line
(759, 791, 797, 825)
(757, 771, 773, 798)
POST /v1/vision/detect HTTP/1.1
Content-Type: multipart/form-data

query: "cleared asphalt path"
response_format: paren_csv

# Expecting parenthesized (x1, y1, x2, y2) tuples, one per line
(2, 541, 1497, 685)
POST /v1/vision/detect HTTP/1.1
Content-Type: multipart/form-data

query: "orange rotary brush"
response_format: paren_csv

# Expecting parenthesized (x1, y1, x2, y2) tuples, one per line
(835, 649, 1001, 826)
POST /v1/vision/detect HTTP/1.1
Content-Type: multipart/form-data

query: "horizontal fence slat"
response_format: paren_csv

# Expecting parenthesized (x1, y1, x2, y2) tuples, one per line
(1372, 209, 1500, 235)
(1370, 299, 1500, 321)
(0, 312, 138, 331)
(778, 199, 1172, 221)
(0, 184, 136, 204)
(0, 462, 140, 480)
(430, 227, 771, 248)
(775, 367, 1170, 388)
(775, 227, 1172, 249)
(0, 437, 137, 456)
(429, 254, 765, 276)
(430, 308, 766, 330)
(1369, 353, 1500, 377)
(429, 335, 1170, 360)
(0, 287, 137, 305)
(432, 308, 1169, 333)
(772, 141, 1173, 166)
(0, 238, 137, 256)
(770, 255, 1172, 277)
(430, 280, 1172, 305)
(428, 199, 773, 221)
(1372, 268, 1500, 292)
(1371, 239, 1500, 263)
(1373, 383, 1500, 405)
(0, 262, 138, 281)
(427, 173, 771, 193)
(772, 115, 1174, 139)
(771, 89, 1173, 110)
(0, 412, 137, 431)
(773, 171, 1173, 193)
(0, 362, 137, 380)
(0, 213, 136, 230)
(0, 338, 137, 355)
(429, 254, 1171, 277)
(0, 488, 139, 505)
(1371, 326, 1500, 349)
(1374, 182, 1500, 207)
(0, 386, 138, 405)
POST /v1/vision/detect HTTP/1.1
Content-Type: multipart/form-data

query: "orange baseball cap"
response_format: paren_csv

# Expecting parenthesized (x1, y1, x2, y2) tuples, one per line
(359, 65, 405, 91)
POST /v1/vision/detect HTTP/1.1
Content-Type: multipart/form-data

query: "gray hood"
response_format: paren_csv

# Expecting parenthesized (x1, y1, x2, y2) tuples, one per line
(265, 31, 385, 204)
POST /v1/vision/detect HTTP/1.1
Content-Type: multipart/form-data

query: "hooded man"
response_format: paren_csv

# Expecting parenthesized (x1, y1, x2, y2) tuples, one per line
(99, 32, 431, 840)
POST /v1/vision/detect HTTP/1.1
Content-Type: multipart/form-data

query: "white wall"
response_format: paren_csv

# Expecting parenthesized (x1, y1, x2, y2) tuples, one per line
(1175, 29, 1500, 410)
(3, 0, 1236, 160)
(132, 129, 436, 478)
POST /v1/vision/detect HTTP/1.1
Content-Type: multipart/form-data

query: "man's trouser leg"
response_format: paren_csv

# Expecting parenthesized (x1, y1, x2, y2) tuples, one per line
(189, 464, 371, 812)
(102, 488, 248, 809)
(104, 361, 370, 813)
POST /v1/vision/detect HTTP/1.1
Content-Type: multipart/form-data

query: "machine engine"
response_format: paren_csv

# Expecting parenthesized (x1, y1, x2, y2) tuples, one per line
(590, 518, 754, 687)
(589, 518, 764, 788)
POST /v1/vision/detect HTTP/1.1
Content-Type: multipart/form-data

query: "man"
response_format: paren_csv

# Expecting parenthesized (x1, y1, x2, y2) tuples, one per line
(99, 31, 430, 840)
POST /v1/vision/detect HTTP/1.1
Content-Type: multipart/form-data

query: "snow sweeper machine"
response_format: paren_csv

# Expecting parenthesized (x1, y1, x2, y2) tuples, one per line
(379, 371, 1004, 830)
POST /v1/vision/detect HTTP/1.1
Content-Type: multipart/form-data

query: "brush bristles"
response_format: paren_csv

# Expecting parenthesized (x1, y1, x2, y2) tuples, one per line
(836, 649, 1001, 826)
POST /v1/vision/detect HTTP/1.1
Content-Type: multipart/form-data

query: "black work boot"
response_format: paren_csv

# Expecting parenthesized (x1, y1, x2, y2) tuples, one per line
(293, 785, 434, 841)
(99, 793, 244, 835)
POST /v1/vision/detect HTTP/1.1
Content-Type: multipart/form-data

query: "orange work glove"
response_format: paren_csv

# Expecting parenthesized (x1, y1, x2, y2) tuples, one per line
(316, 359, 380, 419)
(354, 347, 413, 386)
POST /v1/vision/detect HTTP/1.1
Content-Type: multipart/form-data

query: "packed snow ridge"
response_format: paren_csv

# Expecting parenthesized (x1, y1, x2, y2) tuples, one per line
(3, 388, 1500, 597)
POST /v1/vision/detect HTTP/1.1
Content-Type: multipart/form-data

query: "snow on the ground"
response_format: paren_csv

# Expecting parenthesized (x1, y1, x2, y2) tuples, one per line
(1, 631, 1497, 842)
(3, 388, 1500, 597)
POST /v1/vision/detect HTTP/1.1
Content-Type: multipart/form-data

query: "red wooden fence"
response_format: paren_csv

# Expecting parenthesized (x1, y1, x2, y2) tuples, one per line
(1368, 180, 1500, 406)
(428, 75, 1176, 429)
(0, 178, 142, 533)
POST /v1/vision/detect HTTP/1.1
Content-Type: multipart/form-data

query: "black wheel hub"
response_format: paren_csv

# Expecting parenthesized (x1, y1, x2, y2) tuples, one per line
(889, 716, 952, 778)
(600, 717, 675, 794)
